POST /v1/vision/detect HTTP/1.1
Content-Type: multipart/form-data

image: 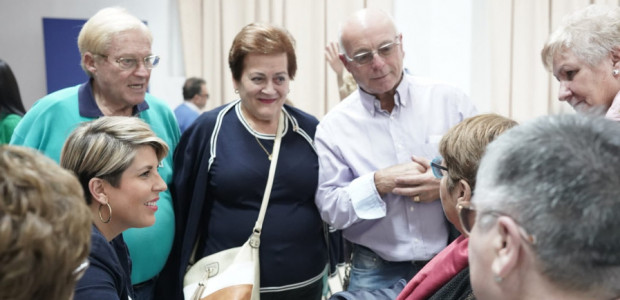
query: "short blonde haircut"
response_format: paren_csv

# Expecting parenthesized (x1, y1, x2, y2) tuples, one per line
(0, 145, 91, 300)
(78, 7, 152, 77)
(439, 114, 517, 193)
(60, 116, 168, 204)
(541, 4, 620, 71)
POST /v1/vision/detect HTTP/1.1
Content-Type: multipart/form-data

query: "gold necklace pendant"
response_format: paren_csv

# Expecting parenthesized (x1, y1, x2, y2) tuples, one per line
(254, 135, 272, 160)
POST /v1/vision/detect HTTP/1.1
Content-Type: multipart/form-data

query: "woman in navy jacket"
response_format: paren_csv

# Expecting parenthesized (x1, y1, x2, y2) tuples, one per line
(61, 117, 169, 300)
(156, 23, 328, 300)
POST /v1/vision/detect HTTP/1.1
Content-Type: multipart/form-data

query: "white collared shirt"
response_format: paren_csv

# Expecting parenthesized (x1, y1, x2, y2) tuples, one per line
(315, 73, 478, 261)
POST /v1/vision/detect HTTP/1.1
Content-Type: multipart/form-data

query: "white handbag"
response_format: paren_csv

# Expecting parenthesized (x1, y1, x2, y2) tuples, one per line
(183, 113, 284, 300)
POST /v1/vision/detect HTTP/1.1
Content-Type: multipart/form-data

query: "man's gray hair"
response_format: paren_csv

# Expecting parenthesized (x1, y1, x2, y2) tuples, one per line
(474, 114, 620, 298)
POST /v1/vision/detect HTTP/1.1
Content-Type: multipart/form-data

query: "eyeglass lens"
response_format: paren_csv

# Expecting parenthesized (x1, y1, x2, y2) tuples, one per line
(431, 156, 446, 179)
(352, 40, 399, 64)
(116, 55, 160, 70)
(458, 204, 477, 236)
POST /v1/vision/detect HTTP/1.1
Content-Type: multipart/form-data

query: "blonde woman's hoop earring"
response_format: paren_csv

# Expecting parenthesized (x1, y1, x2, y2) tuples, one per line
(234, 89, 239, 94)
(613, 69, 619, 76)
(98, 202, 112, 223)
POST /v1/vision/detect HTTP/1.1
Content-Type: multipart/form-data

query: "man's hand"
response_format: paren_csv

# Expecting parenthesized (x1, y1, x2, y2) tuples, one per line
(374, 158, 425, 196)
(392, 156, 440, 203)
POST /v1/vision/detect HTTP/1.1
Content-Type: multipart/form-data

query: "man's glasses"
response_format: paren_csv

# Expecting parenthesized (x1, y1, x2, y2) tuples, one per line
(97, 54, 160, 70)
(457, 202, 536, 245)
(343, 36, 401, 65)
(431, 156, 448, 179)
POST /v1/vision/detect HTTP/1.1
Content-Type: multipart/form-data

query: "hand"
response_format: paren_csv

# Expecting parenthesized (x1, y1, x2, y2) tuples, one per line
(325, 42, 344, 77)
(392, 156, 440, 203)
(605, 91, 620, 122)
(374, 158, 425, 196)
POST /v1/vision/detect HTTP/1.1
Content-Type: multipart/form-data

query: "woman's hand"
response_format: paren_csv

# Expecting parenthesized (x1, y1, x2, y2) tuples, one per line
(325, 42, 344, 77)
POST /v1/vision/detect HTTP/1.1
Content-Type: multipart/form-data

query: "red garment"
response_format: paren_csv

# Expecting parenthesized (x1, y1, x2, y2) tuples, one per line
(396, 235, 469, 300)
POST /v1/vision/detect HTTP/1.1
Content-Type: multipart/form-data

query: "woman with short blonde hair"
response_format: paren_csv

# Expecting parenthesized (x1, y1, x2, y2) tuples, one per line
(61, 116, 168, 300)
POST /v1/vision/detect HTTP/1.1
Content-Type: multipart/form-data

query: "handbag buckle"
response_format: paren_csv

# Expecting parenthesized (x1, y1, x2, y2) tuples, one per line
(249, 231, 261, 248)
(205, 262, 219, 278)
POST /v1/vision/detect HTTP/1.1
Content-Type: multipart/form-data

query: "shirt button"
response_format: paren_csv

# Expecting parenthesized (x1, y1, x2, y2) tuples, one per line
(409, 206, 414, 212)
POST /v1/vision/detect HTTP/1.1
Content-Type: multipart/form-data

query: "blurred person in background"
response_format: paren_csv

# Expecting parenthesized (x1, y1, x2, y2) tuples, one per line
(175, 77, 208, 133)
(0, 58, 26, 144)
(325, 42, 357, 100)
(0, 145, 91, 300)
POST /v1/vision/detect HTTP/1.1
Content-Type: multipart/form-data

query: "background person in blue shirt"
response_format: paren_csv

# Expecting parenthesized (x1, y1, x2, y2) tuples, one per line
(175, 77, 208, 133)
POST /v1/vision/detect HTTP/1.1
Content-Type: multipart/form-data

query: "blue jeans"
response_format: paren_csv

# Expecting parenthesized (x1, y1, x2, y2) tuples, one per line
(347, 244, 427, 291)
(132, 276, 156, 300)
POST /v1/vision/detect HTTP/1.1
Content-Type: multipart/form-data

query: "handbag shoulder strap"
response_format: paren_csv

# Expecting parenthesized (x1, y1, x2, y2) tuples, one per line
(248, 111, 284, 247)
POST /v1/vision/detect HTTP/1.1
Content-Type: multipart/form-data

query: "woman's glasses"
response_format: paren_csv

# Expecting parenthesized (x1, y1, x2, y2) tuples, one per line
(456, 202, 478, 236)
(431, 156, 448, 179)
(457, 202, 536, 244)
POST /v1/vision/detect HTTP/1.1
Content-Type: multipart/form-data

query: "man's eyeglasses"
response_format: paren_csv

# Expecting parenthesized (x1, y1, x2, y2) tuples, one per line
(431, 156, 448, 179)
(343, 36, 401, 65)
(97, 54, 160, 70)
(457, 202, 536, 245)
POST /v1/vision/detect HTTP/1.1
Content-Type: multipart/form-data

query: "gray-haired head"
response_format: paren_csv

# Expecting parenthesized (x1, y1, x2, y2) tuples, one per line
(541, 4, 620, 71)
(474, 114, 620, 298)
(77, 7, 152, 77)
(337, 8, 399, 56)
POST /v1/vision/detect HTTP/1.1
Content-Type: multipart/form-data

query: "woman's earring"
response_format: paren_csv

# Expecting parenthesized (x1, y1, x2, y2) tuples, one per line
(234, 89, 239, 94)
(98, 197, 112, 224)
(613, 69, 619, 76)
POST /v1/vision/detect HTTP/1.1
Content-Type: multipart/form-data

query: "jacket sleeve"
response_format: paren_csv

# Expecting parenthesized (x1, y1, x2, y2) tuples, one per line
(154, 111, 217, 300)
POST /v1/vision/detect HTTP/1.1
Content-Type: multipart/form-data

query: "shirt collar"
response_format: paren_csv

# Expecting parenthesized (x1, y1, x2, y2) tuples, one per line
(359, 72, 408, 115)
(184, 101, 201, 113)
(78, 79, 149, 118)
